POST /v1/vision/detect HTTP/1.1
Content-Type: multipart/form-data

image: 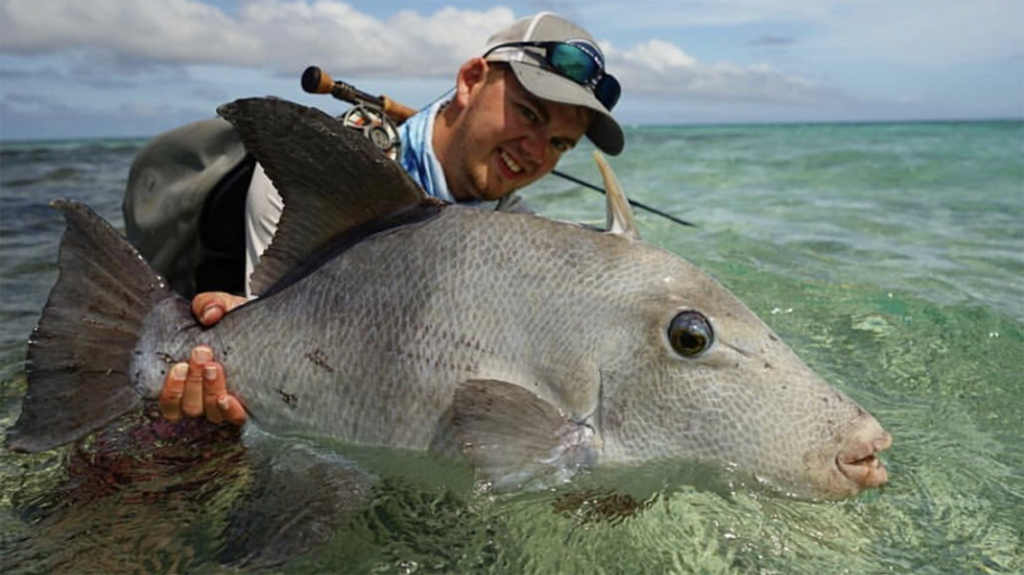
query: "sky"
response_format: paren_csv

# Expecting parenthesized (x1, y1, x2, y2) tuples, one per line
(1, 0, 1022, 141)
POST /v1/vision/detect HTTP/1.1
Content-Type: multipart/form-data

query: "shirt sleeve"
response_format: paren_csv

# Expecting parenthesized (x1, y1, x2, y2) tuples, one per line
(243, 162, 284, 299)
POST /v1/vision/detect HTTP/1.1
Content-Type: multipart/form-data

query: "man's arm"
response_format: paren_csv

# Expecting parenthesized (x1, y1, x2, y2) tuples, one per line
(158, 292, 248, 425)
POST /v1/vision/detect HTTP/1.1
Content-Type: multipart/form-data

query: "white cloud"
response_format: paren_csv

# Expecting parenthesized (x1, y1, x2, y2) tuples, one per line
(583, 0, 831, 30)
(0, 0, 263, 66)
(615, 39, 698, 71)
(610, 39, 837, 104)
(0, 0, 830, 102)
(0, 0, 513, 77)
(594, 0, 1022, 63)
(745, 0, 1024, 67)
(7, 0, 1012, 136)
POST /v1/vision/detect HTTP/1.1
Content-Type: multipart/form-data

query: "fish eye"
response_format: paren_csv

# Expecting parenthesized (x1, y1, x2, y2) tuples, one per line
(667, 311, 714, 358)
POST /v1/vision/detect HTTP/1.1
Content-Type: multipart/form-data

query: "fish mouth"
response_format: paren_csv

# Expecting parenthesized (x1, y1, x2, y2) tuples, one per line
(835, 430, 892, 491)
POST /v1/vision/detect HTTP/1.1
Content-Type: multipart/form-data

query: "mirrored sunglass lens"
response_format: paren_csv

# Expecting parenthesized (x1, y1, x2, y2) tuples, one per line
(595, 76, 621, 110)
(548, 43, 600, 84)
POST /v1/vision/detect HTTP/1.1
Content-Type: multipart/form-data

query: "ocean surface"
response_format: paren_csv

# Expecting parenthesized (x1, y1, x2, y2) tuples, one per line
(1, 119, 1021, 574)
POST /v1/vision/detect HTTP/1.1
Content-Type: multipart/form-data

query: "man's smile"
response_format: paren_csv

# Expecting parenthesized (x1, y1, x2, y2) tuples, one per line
(499, 148, 525, 178)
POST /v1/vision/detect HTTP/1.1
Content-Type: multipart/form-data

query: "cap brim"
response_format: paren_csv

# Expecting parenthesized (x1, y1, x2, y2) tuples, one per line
(507, 61, 624, 156)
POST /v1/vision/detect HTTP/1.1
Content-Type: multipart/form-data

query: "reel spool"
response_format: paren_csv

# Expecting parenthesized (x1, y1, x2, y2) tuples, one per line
(340, 104, 402, 161)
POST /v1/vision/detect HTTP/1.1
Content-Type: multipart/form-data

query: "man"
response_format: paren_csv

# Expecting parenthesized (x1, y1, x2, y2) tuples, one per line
(158, 11, 625, 426)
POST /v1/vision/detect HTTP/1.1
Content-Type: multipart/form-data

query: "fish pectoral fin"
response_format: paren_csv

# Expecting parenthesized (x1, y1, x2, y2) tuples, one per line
(451, 379, 596, 491)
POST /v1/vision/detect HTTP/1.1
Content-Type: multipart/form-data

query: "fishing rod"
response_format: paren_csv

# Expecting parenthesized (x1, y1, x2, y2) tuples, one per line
(302, 66, 418, 122)
(301, 66, 695, 228)
(552, 169, 695, 227)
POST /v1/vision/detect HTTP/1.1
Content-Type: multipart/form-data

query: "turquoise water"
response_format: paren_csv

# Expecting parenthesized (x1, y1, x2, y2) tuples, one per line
(1, 121, 1022, 573)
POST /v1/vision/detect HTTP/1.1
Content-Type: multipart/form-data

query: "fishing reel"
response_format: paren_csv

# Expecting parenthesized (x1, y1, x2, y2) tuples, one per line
(340, 103, 402, 161)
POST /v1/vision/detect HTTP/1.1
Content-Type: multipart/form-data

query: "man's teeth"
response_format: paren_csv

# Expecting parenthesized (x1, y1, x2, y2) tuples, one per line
(501, 151, 523, 174)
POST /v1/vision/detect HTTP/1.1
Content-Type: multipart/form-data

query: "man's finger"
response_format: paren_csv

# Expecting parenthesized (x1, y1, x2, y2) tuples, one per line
(182, 346, 212, 417)
(202, 361, 226, 424)
(192, 292, 247, 326)
(192, 293, 226, 326)
(202, 360, 247, 427)
(217, 395, 248, 426)
(159, 363, 189, 422)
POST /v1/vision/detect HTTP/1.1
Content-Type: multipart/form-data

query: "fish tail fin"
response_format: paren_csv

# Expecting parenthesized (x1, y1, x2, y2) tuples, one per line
(5, 199, 178, 453)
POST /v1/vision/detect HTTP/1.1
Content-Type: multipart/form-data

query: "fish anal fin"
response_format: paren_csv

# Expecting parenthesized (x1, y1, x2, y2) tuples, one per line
(451, 379, 596, 491)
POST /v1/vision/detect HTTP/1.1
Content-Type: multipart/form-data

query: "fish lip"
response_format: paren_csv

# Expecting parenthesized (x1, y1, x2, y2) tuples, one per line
(835, 431, 893, 491)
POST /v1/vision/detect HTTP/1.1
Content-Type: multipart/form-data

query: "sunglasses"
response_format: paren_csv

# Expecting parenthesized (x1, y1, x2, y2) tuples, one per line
(484, 40, 621, 111)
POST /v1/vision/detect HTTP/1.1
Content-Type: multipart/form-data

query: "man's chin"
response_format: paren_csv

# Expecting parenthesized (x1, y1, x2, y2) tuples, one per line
(475, 181, 516, 203)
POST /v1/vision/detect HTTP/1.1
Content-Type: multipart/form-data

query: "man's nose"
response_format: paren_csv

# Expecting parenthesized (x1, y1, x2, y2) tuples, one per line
(519, 128, 549, 165)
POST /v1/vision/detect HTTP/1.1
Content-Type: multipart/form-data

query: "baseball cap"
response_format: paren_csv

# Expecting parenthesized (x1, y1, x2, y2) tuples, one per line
(483, 12, 625, 156)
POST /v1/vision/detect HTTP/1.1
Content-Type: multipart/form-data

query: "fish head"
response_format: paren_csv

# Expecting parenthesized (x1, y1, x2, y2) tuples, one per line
(597, 260, 891, 500)
(591, 155, 891, 501)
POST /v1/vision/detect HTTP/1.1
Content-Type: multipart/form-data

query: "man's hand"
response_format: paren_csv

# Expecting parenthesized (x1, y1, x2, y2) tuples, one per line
(158, 292, 248, 425)
(192, 291, 247, 327)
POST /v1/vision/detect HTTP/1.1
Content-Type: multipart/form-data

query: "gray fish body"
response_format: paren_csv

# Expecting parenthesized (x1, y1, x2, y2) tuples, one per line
(135, 204, 884, 499)
(136, 208, 667, 449)
(8, 98, 891, 500)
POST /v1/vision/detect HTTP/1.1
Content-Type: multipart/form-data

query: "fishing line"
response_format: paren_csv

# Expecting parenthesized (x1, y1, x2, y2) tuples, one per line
(553, 170, 695, 228)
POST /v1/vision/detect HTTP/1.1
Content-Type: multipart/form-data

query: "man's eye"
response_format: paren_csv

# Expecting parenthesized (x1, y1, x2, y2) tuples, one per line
(518, 104, 539, 124)
(551, 138, 570, 153)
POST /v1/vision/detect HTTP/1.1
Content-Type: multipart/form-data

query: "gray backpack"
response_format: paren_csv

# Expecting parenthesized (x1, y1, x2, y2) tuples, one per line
(123, 117, 254, 297)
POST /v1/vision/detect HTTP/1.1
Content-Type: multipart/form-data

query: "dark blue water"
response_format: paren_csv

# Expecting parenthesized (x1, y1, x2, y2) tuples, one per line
(1, 121, 1022, 574)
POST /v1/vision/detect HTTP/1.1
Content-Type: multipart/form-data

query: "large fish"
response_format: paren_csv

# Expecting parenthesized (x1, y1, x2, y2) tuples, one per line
(5, 98, 891, 500)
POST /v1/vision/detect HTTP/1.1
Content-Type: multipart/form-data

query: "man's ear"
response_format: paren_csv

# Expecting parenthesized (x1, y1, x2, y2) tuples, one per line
(454, 57, 489, 107)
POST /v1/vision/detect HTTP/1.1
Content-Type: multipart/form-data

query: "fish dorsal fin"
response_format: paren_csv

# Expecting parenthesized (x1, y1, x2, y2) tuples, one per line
(593, 152, 640, 240)
(217, 97, 430, 296)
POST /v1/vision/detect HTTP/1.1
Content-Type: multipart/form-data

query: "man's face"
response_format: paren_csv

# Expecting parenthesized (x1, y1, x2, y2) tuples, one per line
(444, 64, 592, 202)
